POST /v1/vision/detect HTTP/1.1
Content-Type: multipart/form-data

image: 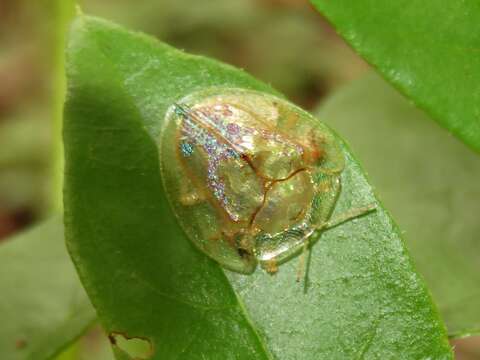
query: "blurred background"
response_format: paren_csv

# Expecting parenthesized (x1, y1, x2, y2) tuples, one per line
(0, 0, 477, 359)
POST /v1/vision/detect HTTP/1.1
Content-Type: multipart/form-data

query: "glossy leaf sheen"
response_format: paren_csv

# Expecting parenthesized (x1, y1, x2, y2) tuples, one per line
(318, 73, 480, 338)
(0, 217, 95, 360)
(63, 16, 452, 359)
(310, 0, 480, 153)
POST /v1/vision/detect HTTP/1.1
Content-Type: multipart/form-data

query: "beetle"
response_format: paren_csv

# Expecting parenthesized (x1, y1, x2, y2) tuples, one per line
(159, 88, 374, 277)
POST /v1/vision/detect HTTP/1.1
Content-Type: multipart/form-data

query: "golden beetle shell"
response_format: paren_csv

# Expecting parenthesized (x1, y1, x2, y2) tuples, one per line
(159, 88, 344, 273)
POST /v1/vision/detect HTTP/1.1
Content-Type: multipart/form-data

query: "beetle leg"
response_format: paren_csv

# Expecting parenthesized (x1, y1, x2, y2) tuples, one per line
(262, 259, 279, 274)
(323, 204, 377, 231)
(296, 239, 310, 282)
(296, 204, 377, 284)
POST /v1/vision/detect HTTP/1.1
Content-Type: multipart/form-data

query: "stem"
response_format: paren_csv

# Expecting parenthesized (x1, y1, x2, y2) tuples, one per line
(51, 0, 76, 211)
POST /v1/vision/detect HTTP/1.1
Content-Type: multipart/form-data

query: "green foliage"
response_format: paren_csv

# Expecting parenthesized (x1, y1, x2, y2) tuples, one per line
(318, 73, 480, 338)
(63, 16, 452, 359)
(0, 217, 95, 360)
(82, 0, 366, 105)
(310, 0, 480, 153)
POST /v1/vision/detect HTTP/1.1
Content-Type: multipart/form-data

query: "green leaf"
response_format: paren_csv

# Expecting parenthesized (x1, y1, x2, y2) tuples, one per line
(317, 73, 480, 339)
(0, 217, 96, 360)
(310, 0, 480, 153)
(63, 15, 452, 359)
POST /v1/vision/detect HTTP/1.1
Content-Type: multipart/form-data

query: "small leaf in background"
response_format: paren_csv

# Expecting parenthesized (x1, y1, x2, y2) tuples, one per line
(63, 16, 452, 359)
(310, 0, 480, 153)
(0, 217, 96, 360)
(317, 73, 480, 338)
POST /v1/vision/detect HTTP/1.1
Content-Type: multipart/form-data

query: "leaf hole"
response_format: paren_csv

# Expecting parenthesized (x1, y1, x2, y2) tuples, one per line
(108, 332, 153, 359)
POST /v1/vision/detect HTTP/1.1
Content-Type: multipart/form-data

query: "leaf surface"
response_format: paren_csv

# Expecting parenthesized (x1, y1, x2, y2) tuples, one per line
(318, 73, 480, 338)
(63, 16, 453, 359)
(0, 217, 96, 360)
(310, 0, 480, 153)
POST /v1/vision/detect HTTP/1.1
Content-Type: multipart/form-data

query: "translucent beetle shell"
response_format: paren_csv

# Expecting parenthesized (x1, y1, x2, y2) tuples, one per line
(159, 88, 344, 274)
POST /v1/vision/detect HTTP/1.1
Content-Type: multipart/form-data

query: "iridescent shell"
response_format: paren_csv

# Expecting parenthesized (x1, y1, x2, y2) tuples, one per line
(159, 88, 344, 274)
